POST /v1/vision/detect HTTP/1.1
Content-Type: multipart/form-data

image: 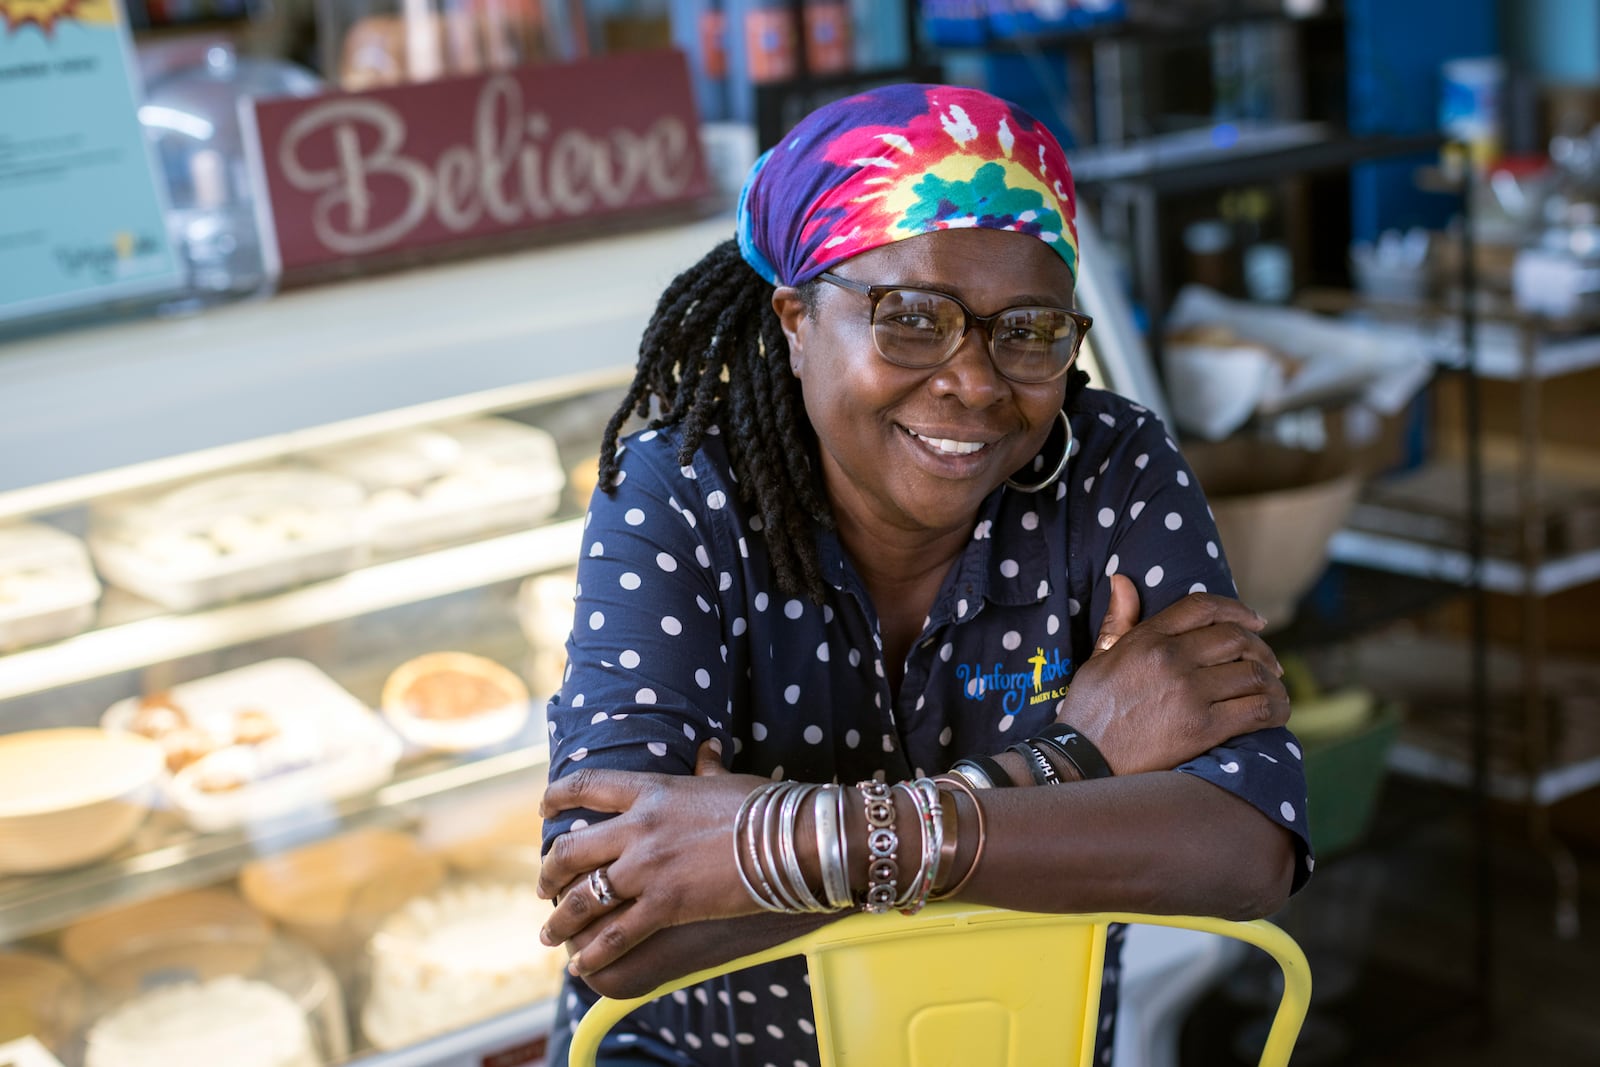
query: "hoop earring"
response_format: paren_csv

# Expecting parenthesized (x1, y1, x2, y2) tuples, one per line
(1005, 410, 1073, 494)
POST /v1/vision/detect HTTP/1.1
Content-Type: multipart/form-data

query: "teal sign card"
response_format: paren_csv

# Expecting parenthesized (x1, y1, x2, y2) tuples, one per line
(0, 0, 183, 322)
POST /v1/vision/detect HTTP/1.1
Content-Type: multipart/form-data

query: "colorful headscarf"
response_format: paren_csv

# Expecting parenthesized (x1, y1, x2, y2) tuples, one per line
(736, 83, 1079, 288)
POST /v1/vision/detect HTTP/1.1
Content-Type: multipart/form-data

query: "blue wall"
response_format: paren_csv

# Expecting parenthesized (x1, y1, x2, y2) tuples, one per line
(1507, 0, 1600, 82)
(1346, 0, 1501, 239)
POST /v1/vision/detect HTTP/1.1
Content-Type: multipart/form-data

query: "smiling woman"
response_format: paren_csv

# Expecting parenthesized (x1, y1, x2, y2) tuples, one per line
(539, 83, 1310, 1067)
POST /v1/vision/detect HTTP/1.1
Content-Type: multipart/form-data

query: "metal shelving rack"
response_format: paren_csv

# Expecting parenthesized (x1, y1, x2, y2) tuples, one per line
(1330, 302, 1600, 939)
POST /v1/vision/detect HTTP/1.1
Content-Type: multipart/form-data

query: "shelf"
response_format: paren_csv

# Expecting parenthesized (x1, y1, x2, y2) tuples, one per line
(1297, 287, 1600, 382)
(1327, 528, 1600, 597)
(1075, 131, 1443, 196)
(348, 998, 555, 1067)
(1388, 741, 1600, 807)
(1268, 564, 1464, 653)
(1443, 322, 1600, 381)
(1343, 629, 1600, 806)
(0, 518, 584, 702)
(0, 741, 550, 943)
(932, 6, 1340, 53)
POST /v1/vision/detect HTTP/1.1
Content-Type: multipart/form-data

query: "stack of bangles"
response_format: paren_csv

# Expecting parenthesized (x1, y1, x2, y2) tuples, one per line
(732, 723, 1111, 915)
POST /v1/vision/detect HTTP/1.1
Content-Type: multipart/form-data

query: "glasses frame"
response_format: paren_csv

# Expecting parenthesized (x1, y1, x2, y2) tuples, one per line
(816, 271, 1093, 385)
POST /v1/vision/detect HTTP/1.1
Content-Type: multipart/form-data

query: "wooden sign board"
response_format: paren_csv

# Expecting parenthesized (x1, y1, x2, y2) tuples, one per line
(244, 48, 712, 282)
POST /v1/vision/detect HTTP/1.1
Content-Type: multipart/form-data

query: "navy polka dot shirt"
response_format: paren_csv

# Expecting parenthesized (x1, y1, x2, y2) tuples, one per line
(543, 388, 1313, 1066)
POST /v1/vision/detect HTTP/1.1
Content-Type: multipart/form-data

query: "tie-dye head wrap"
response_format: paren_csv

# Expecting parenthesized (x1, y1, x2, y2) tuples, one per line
(736, 83, 1078, 288)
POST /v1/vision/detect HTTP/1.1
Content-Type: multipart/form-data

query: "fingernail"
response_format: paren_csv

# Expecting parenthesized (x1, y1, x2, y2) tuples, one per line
(540, 927, 554, 946)
(709, 737, 723, 755)
(568, 953, 584, 976)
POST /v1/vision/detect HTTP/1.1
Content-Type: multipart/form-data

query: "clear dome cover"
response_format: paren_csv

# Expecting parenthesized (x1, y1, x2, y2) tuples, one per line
(138, 45, 323, 300)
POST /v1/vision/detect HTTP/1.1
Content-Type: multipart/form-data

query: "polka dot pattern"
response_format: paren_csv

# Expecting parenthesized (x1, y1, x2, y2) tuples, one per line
(545, 395, 1311, 1066)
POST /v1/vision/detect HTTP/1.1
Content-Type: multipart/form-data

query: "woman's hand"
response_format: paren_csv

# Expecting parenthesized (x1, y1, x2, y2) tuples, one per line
(536, 740, 770, 978)
(1057, 574, 1288, 775)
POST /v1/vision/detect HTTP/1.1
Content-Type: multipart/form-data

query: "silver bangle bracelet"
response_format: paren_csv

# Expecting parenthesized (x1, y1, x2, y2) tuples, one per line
(761, 782, 809, 913)
(736, 784, 786, 912)
(815, 784, 852, 910)
(778, 784, 830, 913)
(949, 759, 996, 790)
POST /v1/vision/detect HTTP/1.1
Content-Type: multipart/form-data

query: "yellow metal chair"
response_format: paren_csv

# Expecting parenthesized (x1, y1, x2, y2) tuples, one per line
(569, 902, 1311, 1066)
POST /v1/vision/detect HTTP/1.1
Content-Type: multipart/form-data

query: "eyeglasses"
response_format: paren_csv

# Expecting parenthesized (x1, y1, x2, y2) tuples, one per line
(817, 272, 1092, 385)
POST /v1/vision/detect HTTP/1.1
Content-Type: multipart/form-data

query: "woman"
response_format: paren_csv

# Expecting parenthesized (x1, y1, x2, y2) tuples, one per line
(537, 84, 1310, 1066)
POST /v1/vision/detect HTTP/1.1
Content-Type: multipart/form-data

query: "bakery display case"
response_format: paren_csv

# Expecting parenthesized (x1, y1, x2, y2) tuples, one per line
(0, 209, 1151, 1067)
(0, 216, 733, 1067)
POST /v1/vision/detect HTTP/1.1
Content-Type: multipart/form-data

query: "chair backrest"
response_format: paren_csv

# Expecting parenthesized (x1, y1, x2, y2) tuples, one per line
(568, 902, 1311, 1067)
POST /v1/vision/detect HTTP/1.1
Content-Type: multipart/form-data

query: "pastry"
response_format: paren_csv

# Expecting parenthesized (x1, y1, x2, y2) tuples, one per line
(157, 727, 217, 775)
(380, 652, 531, 752)
(233, 708, 280, 746)
(84, 976, 319, 1067)
(127, 693, 190, 740)
(362, 883, 566, 1050)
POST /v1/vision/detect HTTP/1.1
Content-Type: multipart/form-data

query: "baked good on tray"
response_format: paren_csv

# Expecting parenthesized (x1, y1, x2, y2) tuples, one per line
(362, 882, 566, 1049)
(84, 976, 320, 1067)
(380, 652, 531, 752)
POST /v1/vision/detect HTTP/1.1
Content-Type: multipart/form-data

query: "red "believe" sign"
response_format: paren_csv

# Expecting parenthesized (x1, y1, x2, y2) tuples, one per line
(244, 48, 711, 281)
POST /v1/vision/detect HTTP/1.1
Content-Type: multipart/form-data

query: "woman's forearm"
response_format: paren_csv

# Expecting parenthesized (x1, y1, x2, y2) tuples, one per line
(578, 910, 839, 1000)
(799, 767, 1293, 922)
(961, 772, 1296, 920)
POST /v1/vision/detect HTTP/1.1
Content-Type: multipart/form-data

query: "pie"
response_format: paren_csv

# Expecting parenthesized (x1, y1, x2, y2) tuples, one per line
(380, 653, 531, 752)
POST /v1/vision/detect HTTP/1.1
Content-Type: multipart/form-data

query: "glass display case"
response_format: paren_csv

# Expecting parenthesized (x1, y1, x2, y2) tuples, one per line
(0, 212, 1155, 1067)
(0, 217, 734, 1067)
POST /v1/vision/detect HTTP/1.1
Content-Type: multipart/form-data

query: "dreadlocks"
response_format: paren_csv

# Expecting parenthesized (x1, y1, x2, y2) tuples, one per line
(598, 237, 1092, 604)
(598, 239, 833, 601)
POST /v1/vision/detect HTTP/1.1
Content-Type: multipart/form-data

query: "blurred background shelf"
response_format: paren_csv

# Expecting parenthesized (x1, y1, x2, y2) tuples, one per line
(0, 742, 551, 943)
(0, 519, 585, 703)
(1328, 529, 1600, 596)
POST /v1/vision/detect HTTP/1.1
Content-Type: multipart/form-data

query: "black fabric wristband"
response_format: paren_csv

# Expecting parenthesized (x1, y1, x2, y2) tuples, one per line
(954, 753, 1013, 789)
(1033, 721, 1114, 780)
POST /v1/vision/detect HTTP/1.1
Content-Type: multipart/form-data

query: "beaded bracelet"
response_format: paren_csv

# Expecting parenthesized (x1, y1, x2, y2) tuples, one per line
(858, 780, 899, 914)
(895, 778, 944, 915)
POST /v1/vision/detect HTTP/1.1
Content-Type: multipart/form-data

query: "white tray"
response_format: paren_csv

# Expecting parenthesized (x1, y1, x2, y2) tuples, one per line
(88, 470, 370, 613)
(0, 523, 101, 652)
(0, 577, 98, 652)
(102, 659, 400, 832)
(355, 420, 567, 554)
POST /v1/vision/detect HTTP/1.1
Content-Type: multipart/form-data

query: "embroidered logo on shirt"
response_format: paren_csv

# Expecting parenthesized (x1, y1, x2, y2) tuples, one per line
(956, 646, 1073, 715)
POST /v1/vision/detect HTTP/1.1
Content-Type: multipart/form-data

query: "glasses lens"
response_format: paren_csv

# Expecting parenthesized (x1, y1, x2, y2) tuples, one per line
(991, 308, 1081, 383)
(871, 290, 966, 367)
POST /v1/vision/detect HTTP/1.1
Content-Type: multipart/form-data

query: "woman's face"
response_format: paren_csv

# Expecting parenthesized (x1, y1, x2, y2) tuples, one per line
(775, 227, 1074, 540)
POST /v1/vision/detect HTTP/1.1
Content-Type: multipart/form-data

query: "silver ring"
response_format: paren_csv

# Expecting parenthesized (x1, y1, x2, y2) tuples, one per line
(588, 866, 617, 907)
